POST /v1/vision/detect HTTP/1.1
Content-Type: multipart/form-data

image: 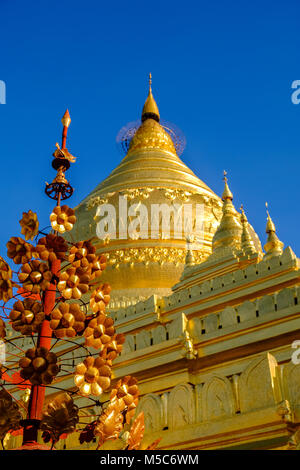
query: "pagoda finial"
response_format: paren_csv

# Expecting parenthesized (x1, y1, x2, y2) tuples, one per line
(142, 73, 160, 123)
(222, 170, 233, 200)
(265, 202, 276, 233)
(263, 203, 284, 259)
(240, 204, 256, 255)
(212, 173, 242, 253)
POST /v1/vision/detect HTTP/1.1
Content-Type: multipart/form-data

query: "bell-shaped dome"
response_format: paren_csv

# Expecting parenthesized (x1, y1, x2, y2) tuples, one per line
(71, 78, 224, 309)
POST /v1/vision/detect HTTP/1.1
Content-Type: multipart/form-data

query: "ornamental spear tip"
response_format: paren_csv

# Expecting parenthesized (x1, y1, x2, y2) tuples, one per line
(61, 109, 71, 129)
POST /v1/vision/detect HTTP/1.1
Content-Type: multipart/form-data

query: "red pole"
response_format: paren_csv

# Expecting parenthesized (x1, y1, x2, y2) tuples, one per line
(20, 109, 70, 448)
(22, 259, 60, 446)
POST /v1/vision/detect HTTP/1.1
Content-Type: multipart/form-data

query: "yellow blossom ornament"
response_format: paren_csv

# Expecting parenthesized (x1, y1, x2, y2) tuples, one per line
(10, 298, 45, 335)
(19, 346, 60, 385)
(57, 267, 90, 300)
(6, 237, 33, 265)
(74, 355, 112, 396)
(50, 302, 86, 338)
(89, 283, 111, 313)
(19, 210, 39, 241)
(18, 260, 52, 294)
(83, 313, 115, 350)
(94, 401, 123, 449)
(0, 256, 14, 302)
(50, 205, 76, 233)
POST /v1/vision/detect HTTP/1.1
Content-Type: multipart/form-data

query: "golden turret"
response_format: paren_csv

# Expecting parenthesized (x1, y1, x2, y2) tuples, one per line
(212, 172, 242, 253)
(240, 205, 256, 255)
(263, 203, 284, 260)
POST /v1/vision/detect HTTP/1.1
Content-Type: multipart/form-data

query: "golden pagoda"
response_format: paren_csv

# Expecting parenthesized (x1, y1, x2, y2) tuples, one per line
(6, 78, 300, 450)
(72, 76, 228, 308)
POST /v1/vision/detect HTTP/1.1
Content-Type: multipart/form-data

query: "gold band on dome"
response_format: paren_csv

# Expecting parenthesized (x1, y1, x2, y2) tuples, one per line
(128, 118, 177, 155)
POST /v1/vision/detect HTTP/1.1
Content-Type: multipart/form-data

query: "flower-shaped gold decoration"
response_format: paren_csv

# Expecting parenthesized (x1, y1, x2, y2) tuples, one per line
(10, 299, 45, 335)
(18, 260, 52, 294)
(0, 389, 22, 441)
(127, 412, 145, 450)
(68, 241, 106, 280)
(40, 393, 79, 444)
(105, 333, 125, 361)
(57, 267, 89, 300)
(36, 234, 68, 263)
(19, 210, 39, 241)
(94, 400, 123, 449)
(50, 302, 86, 338)
(74, 355, 112, 397)
(83, 313, 115, 350)
(6, 237, 33, 265)
(89, 283, 111, 314)
(19, 347, 60, 385)
(0, 317, 6, 339)
(50, 205, 76, 233)
(110, 376, 139, 424)
(90, 254, 107, 281)
(0, 256, 14, 303)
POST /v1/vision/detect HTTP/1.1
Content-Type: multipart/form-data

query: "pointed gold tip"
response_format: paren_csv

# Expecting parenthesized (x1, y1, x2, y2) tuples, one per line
(265, 202, 276, 233)
(142, 74, 160, 122)
(61, 109, 71, 128)
(240, 204, 248, 223)
(222, 170, 233, 200)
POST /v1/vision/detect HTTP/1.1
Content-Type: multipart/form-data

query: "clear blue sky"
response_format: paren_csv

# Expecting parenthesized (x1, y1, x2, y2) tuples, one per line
(0, 0, 299, 260)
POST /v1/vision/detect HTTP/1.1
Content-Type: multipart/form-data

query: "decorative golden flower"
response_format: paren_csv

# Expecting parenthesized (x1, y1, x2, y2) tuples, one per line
(105, 333, 125, 361)
(89, 283, 111, 314)
(40, 393, 79, 444)
(57, 267, 90, 300)
(0, 317, 6, 339)
(36, 233, 68, 263)
(0, 256, 14, 303)
(10, 299, 44, 335)
(90, 254, 107, 281)
(74, 355, 112, 396)
(83, 313, 115, 350)
(68, 240, 95, 265)
(18, 260, 52, 294)
(68, 243, 91, 276)
(50, 302, 86, 338)
(68, 241, 106, 280)
(19, 346, 60, 385)
(50, 205, 76, 233)
(19, 210, 39, 241)
(127, 412, 145, 450)
(0, 389, 22, 441)
(110, 376, 139, 424)
(0, 257, 12, 281)
(94, 401, 123, 449)
(7, 237, 33, 265)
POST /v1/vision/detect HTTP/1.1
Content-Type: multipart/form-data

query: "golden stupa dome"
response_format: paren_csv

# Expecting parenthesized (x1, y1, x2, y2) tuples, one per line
(71, 77, 224, 308)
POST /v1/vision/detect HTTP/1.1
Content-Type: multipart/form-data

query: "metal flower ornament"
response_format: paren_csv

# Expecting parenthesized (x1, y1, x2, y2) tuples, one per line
(0, 111, 160, 451)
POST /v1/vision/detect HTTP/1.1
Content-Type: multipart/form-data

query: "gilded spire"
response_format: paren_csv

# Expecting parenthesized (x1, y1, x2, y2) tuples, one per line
(222, 171, 233, 200)
(141, 73, 160, 123)
(212, 172, 242, 253)
(240, 205, 256, 255)
(128, 75, 176, 155)
(185, 236, 195, 267)
(263, 203, 284, 259)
